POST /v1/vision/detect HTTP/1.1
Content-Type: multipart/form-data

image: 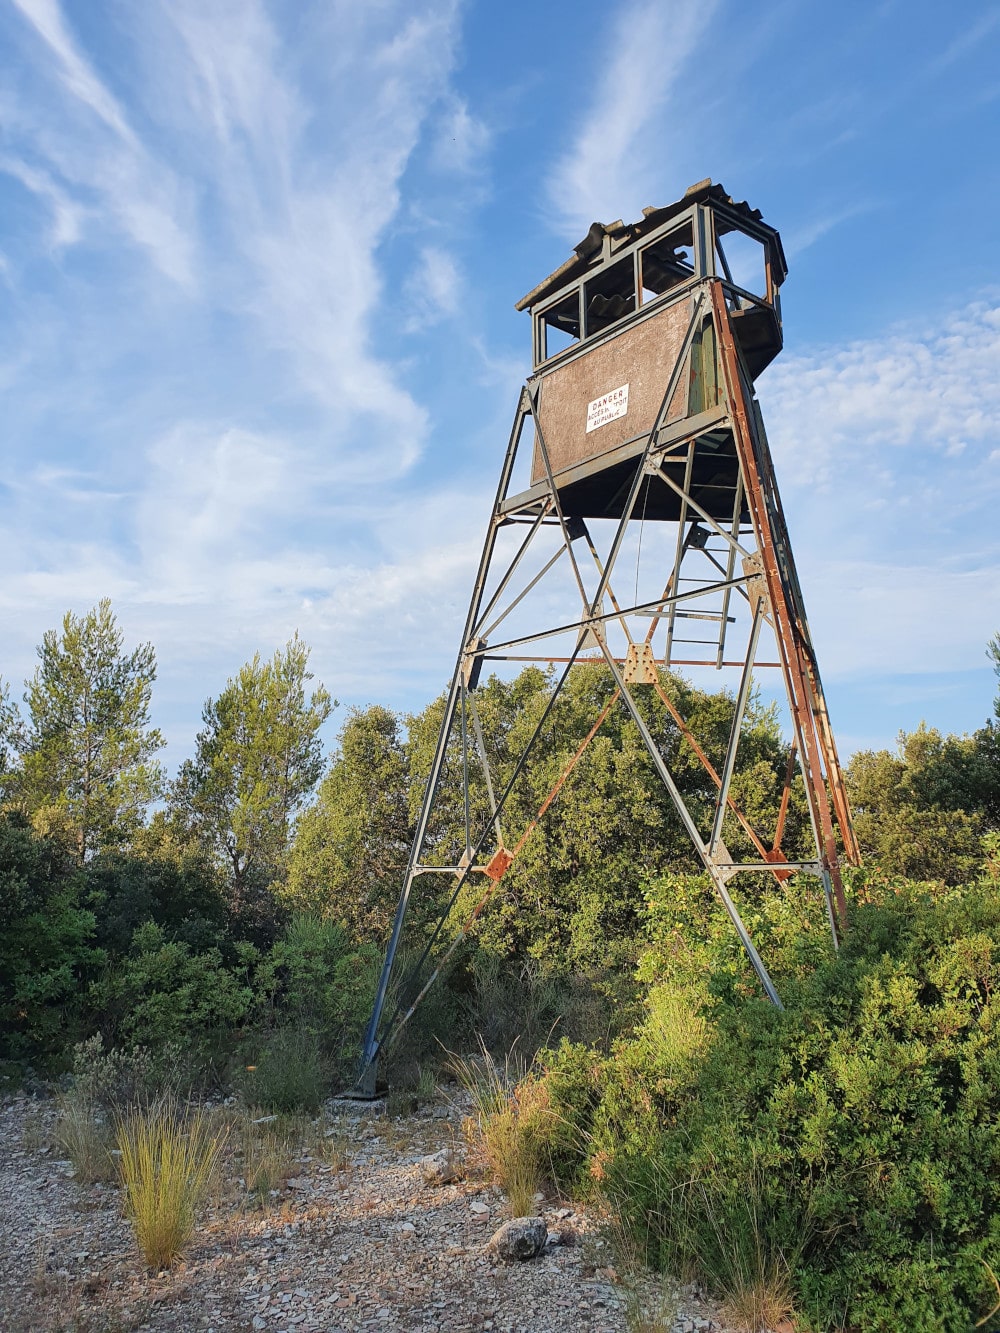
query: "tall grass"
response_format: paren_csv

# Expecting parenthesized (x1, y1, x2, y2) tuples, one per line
(240, 1028, 329, 1113)
(54, 1091, 116, 1184)
(451, 1042, 559, 1217)
(116, 1103, 226, 1271)
(240, 1117, 296, 1204)
(645, 1153, 803, 1333)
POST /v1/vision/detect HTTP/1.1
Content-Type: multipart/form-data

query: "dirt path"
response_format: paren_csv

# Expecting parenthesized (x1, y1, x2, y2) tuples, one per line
(0, 1092, 727, 1333)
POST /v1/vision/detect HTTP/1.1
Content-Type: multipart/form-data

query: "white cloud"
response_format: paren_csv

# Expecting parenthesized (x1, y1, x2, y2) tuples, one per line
(10, 0, 135, 142)
(757, 301, 1000, 683)
(0, 154, 84, 247)
(154, 0, 459, 469)
(796, 557, 999, 680)
(5, 0, 195, 283)
(547, 0, 719, 237)
(781, 201, 877, 259)
(762, 301, 1000, 497)
(929, 10, 1000, 74)
(0, 0, 474, 757)
(402, 246, 461, 332)
(430, 96, 490, 175)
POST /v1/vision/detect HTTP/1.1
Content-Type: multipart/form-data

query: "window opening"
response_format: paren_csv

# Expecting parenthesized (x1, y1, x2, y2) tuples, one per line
(584, 256, 636, 337)
(716, 226, 767, 304)
(539, 290, 581, 360)
(639, 222, 695, 305)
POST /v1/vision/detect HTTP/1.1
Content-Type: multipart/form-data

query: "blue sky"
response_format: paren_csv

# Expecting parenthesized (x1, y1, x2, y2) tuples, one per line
(1, 0, 998, 768)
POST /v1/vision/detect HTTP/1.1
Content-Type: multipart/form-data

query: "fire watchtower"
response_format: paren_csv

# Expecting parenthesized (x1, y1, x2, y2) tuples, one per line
(358, 180, 859, 1092)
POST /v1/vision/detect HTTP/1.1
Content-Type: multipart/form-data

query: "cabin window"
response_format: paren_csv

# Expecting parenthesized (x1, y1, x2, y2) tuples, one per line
(639, 222, 695, 305)
(583, 257, 636, 336)
(538, 290, 582, 360)
(715, 226, 768, 303)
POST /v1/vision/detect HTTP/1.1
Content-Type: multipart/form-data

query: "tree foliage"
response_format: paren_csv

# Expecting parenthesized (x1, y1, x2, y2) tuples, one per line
(409, 665, 808, 970)
(285, 705, 411, 939)
(847, 723, 997, 883)
(0, 675, 24, 801)
(172, 635, 334, 908)
(19, 600, 164, 861)
(0, 810, 96, 1058)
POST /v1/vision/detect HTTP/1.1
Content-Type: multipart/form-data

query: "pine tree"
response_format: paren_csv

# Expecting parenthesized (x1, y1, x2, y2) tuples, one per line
(172, 634, 334, 906)
(20, 600, 164, 861)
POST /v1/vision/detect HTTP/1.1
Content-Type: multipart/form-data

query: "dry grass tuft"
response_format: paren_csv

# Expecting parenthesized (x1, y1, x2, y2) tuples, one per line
(116, 1102, 226, 1271)
(719, 1269, 795, 1333)
(696, 1167, 798, 1333)
(241, 1119, 295, 1204)
(450, 1041, 557, 1217)
(54, 1091, 116, 1184)
(312, 1123, 350, 1172)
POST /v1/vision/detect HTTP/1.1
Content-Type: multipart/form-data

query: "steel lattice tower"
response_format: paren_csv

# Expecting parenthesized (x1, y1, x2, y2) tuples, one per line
(356, 180, 859, 1094)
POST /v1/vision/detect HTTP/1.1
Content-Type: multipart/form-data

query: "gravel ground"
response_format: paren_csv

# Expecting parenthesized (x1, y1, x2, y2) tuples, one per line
(0, 1091, 734, 1333)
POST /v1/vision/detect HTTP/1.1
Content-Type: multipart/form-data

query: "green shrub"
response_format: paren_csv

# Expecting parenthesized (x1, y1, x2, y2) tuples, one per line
(240, 1026, 330, 1113)
(92, 921, 255, 1055)
(85, 846, 229, 959)
(68, 1033, 189, 1111)
(541, 874, 1000, 1332)
(256, 914, 380, 1067)
(0, 811, 96, 1059)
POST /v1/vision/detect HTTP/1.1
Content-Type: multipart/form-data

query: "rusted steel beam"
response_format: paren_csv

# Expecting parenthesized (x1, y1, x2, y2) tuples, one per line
(651, 676, 790, 884)
(711, 279, 853, 930)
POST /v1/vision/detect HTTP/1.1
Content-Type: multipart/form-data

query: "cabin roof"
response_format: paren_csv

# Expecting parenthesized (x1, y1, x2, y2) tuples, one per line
(514, 179, 787, 313)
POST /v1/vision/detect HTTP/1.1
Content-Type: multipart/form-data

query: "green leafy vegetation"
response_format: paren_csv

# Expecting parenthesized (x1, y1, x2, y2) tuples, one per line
(3, 599, 999, 1329)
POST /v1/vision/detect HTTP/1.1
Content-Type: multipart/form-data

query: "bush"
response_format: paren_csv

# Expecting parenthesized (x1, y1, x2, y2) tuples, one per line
(92, 921, 255, 1057)
(540, 874, 1000, 1332)
(256, 914, 380, 1072)
(0, 811, 96, 1060)
(85, 847, 229, 959)
(240, 1026, 330, 1113)
(68, 1033, 189, 1111)
(465, 953, 622, 1057)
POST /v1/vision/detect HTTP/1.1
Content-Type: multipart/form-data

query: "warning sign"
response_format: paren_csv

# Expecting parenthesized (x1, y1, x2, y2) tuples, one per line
(585, 382, 629, 433)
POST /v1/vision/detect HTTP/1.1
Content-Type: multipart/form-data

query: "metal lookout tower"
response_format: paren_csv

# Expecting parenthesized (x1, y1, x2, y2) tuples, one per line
(356, 179, 859, 1095)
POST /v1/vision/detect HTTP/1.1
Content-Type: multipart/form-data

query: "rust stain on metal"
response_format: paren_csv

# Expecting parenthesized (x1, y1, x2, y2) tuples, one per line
(483, 848, 513, 882)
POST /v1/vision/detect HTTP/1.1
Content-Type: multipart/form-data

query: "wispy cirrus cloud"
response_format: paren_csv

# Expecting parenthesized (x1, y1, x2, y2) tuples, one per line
(0, 0, 474, 752)
(4, 0, 195, 282)
(547, 0, 719, 237)
(10, 0, 135, 140)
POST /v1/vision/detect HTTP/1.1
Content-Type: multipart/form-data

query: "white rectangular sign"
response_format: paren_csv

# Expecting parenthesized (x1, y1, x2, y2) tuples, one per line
(586, 382, 629, 433)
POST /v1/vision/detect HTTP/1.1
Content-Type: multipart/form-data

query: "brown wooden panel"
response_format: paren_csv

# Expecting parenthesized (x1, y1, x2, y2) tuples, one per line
(531, 297, 692, 486)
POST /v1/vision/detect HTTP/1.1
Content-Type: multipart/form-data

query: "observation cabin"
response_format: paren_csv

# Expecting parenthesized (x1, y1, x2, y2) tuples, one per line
(509, 180, 787, 525)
